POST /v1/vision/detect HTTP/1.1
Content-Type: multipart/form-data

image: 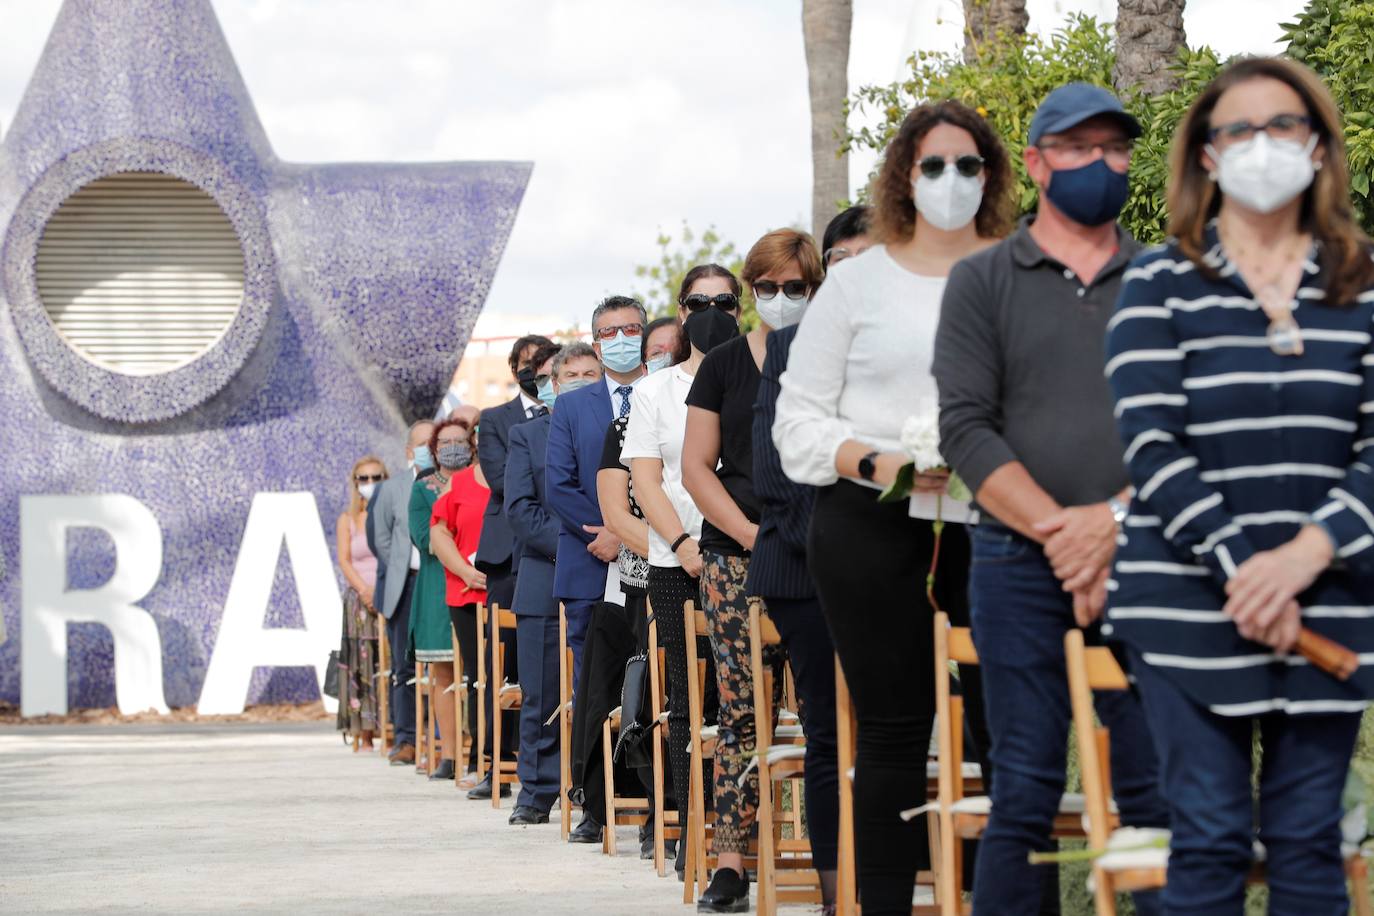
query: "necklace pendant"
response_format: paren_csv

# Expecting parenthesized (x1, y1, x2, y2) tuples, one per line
(1267, 315, 1304, 357)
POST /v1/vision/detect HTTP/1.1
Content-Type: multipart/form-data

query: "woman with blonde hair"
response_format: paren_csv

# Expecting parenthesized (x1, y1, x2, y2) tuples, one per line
(336, 455, 388, 749)
(1106, 56, 1374, 913)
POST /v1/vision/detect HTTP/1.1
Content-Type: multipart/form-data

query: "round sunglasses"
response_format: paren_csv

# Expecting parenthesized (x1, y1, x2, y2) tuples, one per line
(918, 154, 985, 180)
(753, 280, 810, 301)
(682, 293, 740, 313)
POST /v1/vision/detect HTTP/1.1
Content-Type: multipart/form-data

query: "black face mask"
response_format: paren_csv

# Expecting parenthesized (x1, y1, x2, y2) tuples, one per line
(516, 366, 538, 398)
(684, 308, 739, 355)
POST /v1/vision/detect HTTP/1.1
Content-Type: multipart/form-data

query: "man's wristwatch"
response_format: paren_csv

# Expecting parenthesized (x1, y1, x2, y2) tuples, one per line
(858, 451, 881, 482)
(1107, 495, 1129, 526)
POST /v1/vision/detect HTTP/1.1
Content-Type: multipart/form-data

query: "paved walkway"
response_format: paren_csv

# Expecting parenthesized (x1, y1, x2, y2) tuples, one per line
(0, 723, 686, 914)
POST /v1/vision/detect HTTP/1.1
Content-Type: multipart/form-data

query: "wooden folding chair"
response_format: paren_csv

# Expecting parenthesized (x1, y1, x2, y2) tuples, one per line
(413, 661, 436, 775)
(486, 605, 523, 809)
(449, 622, 473, 788)
(646, 600, 684, 877)
(681, 600, 719, 904)
(749, 599, 821, 915)
(927, 612, 1100, 916)
(835, 657, 858, 916)
(377, 625, 392, 754)
(1065, 628, 1374, 916)
(476, 605, 489, 782)
(558, 604, 576, 841)
(601, 704, 652, 855)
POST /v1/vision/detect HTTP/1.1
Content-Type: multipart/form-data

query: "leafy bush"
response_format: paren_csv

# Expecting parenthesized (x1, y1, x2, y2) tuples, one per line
(632, 222, 762, 329)
(1282, 0, 1374, 230)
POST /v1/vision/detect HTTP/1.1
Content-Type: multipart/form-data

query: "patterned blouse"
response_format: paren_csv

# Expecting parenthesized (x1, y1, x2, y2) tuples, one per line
(600, 415, 650, 594)
(1105, 224, 1374, 716)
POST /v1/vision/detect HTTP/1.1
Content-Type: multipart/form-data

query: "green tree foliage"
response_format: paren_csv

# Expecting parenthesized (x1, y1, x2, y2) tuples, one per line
(632, 221, 759, 330)
(1282, 0, 1374, 229)
(843, 15, 1223, 245)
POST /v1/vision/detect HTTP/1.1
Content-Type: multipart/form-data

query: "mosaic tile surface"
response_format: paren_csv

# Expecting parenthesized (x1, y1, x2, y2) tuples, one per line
(0, 0, 530, 708)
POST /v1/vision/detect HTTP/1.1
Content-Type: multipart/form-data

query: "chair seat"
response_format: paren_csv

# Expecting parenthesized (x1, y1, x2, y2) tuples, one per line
(775, 723, 804, 739)
(925, 761, 982, 780)
(1097, 827, 1171, 873)
(901, 792, 1115, 821)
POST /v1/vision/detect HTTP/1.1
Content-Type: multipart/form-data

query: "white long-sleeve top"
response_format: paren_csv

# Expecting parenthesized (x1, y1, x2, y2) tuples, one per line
(773, 245, 972, 523)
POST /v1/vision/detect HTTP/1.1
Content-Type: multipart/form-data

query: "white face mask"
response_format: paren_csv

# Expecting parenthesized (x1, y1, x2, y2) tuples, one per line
(358, 482, 377, 501)
(1207, 133, 1318, 215)
(913, 169, 983, 231)
(754, 290, 808, 329)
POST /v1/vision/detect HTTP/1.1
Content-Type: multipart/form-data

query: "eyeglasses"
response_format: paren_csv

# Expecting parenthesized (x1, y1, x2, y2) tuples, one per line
(918, 154, 985, 179)
(682, 293, 740, 313)
(1037, 138, 1134, 167)
(1207, 113, 1312, 147)
(593, 322, 644, 341)
(355, 473, 383, 483)
(824, 245, 868, 267)
(753, 280, 810, 301)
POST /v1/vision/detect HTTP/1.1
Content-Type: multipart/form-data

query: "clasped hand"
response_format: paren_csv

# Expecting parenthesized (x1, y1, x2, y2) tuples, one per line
(1034, 503, 1118, 627)
(1222, 526, 1332, 653)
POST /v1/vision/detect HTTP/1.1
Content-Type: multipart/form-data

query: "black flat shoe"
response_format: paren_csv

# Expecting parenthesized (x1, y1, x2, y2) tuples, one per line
(697, 867, 750, 913)
(465, 774, 511, 799)
(508, 805, 550, 825)
(428, 760, 455, 781)
(568, 813, 602, 844)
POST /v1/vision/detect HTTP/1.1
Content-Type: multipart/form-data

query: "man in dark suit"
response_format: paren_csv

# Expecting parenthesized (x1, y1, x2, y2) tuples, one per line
(544, 297, 646, 685)
(477, 333, 555, 608)
(503, 341, 604, 826)
(545, 297, 645, 844)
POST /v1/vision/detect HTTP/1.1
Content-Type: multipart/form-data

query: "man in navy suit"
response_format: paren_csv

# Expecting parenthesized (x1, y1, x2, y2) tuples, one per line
(477, 333, 554, 608)
(504, 341, 604, 826)
(545, 296, 647, 685)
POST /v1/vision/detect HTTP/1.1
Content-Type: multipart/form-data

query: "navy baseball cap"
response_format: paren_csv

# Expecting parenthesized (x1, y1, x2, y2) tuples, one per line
(1028, 82, 1142, 146)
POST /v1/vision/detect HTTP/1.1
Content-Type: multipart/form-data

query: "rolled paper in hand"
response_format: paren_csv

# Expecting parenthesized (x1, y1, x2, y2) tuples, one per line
(1296, 627, 1359, 681)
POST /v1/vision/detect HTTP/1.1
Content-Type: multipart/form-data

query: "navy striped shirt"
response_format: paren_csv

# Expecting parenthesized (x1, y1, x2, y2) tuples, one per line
(1105, 224, 1374, 716)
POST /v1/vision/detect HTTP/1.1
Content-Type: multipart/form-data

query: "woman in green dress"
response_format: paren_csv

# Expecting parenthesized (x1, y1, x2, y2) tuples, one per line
(408, 416, 475, 779)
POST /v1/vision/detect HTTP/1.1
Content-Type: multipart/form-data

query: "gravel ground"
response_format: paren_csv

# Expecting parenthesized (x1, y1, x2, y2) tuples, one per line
(0, 723, 688, 914)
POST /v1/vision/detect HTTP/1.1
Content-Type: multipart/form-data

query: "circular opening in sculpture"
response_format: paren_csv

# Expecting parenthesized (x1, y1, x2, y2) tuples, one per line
(35, 171, 245, 376)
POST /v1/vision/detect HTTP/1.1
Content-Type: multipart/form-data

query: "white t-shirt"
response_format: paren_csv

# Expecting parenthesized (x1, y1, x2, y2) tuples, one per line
(774, 245, 972, 524)
(620, 364, 704, 567)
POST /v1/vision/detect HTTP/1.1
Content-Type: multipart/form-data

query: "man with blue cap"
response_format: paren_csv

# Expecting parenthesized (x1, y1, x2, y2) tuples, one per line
(933, 83, 1168, 914)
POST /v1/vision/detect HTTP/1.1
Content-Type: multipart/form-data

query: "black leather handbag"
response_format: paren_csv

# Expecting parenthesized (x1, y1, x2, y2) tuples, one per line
(613, 648, 655, 768)
(322, 650, 341, 699)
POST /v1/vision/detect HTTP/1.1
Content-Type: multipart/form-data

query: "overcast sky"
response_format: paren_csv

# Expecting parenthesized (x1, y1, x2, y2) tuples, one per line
(0, 0, 1302, 327)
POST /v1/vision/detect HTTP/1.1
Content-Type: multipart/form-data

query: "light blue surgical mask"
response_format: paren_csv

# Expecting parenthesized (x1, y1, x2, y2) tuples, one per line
(646, 353, 672, 374)
(412, 445, 434, 472)
(560, 378, 596, 395)
(537, 377, 557, 409)
(599, 332, 643, 374)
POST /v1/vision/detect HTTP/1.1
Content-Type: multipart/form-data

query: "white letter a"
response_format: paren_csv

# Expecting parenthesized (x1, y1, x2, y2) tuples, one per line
(197, 493, 340, 715)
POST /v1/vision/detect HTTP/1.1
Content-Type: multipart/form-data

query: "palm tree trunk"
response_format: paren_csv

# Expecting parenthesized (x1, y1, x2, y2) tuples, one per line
(962, 0, 1029, 62)
(1114, 0, 1188, 95)
(802, 0, 852, 236)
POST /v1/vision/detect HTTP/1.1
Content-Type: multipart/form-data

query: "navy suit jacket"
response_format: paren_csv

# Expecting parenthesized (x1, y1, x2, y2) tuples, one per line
(545, 380, 614, 601)
(505, 416, 559, 617)
(476, 395, 531, 572)
(748, 325, 817, 600)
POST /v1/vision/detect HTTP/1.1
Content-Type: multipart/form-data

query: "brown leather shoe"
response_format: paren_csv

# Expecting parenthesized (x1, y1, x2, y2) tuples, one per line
(389, 744, 416, 766)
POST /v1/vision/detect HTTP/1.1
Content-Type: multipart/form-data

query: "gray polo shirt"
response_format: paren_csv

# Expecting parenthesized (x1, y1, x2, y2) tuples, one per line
(932, 216, 1140, 522)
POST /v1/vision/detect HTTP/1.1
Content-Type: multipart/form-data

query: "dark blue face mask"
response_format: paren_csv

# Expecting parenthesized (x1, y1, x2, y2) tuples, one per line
(1044, 159, 1130, 227)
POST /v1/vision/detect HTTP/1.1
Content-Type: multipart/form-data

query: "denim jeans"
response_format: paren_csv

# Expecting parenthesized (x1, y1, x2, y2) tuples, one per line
(1131, 651, 1361, 915)
(968, 523, 1166, 916)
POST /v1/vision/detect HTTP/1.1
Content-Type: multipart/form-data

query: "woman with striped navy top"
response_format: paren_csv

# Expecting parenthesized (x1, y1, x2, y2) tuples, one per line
(1106, 57, 1374, 914)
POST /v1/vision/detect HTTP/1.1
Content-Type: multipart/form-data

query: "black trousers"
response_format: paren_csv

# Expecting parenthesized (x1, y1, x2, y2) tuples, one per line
(450, 604, 518, 770)
(647, 564, 717, 822)
(766, 595, 840, 870)
(808, 481, 988, 915)
(386, 572, 418, 746)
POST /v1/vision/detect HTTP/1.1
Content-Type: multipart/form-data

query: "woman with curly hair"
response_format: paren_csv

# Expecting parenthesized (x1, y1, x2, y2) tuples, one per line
(773, 99, 1013, 913)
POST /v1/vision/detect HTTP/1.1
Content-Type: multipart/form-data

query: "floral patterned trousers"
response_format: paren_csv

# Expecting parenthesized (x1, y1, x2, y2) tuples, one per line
(700, 551, 783, 855)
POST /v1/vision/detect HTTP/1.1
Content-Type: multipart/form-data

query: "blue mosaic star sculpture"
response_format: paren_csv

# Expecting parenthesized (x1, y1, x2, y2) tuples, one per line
(0, 0, 530, 709)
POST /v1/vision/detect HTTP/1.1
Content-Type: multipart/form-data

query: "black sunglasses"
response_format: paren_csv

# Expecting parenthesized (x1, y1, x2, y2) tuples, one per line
(682, 293, 740, 313)
(355, 473, 384, 483)
(753, 280, 810, 301)
(918, 154, 985, 179)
